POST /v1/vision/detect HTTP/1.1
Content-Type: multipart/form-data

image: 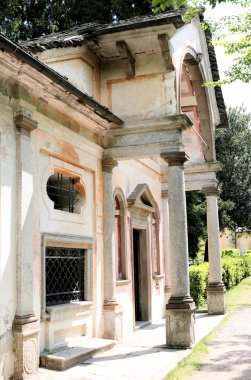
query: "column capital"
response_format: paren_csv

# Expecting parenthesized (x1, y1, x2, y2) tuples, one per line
(14, 114, 38, 137)
(102, 158, 118, 173)
(161, 189, 169, 199)
(161, 151, 189, 166)
(203, 186, 219, 196)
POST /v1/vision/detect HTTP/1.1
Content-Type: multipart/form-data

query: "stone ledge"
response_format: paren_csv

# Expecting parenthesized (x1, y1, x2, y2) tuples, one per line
(116, 279, 131, 286)
(40, 337, 115, 371)
(46, 301, 93, 322)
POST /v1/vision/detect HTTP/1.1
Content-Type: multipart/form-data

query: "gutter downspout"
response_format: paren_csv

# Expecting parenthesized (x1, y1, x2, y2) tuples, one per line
(0, 34, 122, 125)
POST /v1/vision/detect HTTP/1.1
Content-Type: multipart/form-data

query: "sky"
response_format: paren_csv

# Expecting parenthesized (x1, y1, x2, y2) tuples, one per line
(205, 3, 251, 112)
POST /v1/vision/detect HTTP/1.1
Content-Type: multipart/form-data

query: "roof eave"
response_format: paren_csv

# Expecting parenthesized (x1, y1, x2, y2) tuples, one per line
(0, 33, 122, 126)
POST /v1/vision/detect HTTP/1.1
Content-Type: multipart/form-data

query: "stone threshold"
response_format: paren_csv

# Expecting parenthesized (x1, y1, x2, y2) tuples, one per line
(40, 336, 115, 371)
(134, 320, 152, 330)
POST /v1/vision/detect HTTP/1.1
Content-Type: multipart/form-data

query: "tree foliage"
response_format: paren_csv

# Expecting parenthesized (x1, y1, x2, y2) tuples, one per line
(186, 191, 207, 259)
(186, 107, 251, 257)
(152, 0, 251, 84)
(216, 106, 251, 230)
(0, 0, 152, 41)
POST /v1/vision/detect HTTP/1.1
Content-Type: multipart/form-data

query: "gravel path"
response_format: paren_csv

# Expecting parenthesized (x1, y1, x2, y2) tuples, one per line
(187, 286, 251, 380)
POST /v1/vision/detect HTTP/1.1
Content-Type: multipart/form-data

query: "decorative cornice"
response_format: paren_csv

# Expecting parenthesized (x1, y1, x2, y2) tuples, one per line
(14, 114, 38, 137)
(102, 158, 118, 173)
(161, 151, 189, 166)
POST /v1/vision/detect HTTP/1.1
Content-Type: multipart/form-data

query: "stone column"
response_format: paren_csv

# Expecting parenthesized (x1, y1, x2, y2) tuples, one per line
(14, 114, 39, 379)
(161, 190, 171, 304)
(161, 152, 195, 348)
(102, 158, 123, 341)
(203, 186, 226, 314)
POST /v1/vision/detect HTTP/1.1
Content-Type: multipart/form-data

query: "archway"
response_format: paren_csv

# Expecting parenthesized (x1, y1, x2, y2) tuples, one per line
(180, 51, 216, 163)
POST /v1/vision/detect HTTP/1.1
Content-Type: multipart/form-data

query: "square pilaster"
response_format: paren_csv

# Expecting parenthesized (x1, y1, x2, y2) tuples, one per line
(103, 304, 123, 341)
(166, 300, 196, 348)
(14, 316, 39, 379)
(207, 283, 226, 315)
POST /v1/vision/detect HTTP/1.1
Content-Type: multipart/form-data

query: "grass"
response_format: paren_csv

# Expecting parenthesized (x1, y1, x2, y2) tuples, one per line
(164, 276, 251, 380)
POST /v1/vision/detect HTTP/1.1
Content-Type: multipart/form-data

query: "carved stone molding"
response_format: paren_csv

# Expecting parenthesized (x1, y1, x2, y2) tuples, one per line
(14, 314, 38, 331)
(24, 338, 38, 375)
(116, 40, 135, 78)
(14, 114, 38, 137)
(161, 151, 189, 166)
(161, 189, 168, 199)
(158, 34, 175, 71)
(14, 317, 39, 379)
(102, 158, 118, 173)
(203, 186, 219, 196)
(184, 52, 203, 66)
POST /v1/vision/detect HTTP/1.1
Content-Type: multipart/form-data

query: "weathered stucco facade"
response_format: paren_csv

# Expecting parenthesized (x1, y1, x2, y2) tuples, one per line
(0, 10, 227, 379)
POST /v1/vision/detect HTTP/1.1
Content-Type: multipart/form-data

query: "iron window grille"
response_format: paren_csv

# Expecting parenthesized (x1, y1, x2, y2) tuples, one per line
(45, 246, 85, 306)
(47, 173, 79, 213)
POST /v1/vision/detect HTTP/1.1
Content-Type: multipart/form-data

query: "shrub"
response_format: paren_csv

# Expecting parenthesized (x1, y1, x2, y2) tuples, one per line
(221, 248, 240, 258)
(189, 253, 251, 306)
(221, 257, 244, 289)
(189, 263, 208, 307)
(241, 252, 251, 277)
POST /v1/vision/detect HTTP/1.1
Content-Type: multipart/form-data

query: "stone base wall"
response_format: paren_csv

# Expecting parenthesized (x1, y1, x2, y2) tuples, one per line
(0, 330, 14, 380)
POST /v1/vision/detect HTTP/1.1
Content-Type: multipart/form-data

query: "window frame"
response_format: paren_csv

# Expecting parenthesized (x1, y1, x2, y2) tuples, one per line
(41, 233, 93, 321)
(45, 246, 86, 306)
(46, 172, 85, 214)
(41, 156, 89, 225)
(114, 189, 128, 282)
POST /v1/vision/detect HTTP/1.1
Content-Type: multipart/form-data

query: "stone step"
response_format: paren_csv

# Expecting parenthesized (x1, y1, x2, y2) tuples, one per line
(40, 337, 115, 371)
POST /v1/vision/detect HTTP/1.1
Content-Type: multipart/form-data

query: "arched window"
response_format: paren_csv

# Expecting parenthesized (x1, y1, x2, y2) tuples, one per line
(114, 191, 127, 280)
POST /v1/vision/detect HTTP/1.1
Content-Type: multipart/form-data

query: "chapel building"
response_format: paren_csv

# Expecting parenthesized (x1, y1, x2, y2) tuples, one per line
(0, 10, 227, 379)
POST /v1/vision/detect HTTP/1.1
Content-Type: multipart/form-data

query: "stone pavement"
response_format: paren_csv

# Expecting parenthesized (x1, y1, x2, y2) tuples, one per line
(187, 288, 251, 380)
(27, 313, 224, 380)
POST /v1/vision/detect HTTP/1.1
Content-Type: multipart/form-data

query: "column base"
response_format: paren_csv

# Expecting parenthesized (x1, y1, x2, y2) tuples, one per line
(103, 303, 123, 341)
(166, 297, 196, 348)
(207, 283, 226, 315)
(14, 315, 39, 380)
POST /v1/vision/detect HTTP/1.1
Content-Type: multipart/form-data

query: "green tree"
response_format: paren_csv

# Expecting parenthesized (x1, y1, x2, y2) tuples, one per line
(186, 191, 207, 259)
(0, 0, 152, 41)
(152, 0, 251, 83)
(186, 107, 251, 258)
(216, 106, 251, 230)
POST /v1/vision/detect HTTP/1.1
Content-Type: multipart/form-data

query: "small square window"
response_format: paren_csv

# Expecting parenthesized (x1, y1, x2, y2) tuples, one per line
(45, 246, 85, 306)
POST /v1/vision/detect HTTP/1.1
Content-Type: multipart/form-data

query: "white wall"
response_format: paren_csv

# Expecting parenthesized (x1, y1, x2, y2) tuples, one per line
(48, 58, 93, 95)
(0, 102, 17, 380)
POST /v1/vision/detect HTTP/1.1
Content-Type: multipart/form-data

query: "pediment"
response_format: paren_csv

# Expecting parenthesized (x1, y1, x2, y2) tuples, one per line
(127, 184, 156, 211)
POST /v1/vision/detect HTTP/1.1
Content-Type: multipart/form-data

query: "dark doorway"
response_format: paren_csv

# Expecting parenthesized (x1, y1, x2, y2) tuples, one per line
(133, 229, 141, 321)
(132, 228, 149, 322)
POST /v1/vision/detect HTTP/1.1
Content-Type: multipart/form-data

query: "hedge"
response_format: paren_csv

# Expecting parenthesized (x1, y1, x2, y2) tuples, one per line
(189, 263, 208, 307)
(221, 248, 240, 258)
(189, 252, 251, 307)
